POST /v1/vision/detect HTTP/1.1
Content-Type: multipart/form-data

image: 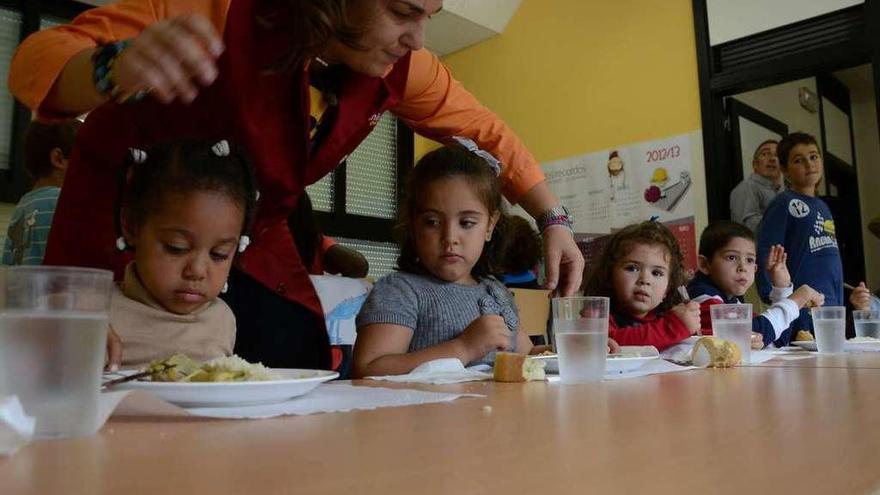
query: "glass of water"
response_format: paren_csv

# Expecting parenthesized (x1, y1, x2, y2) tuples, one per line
(811, 306, 846, 354)
(552, 297, 609, 384)
(853, 310, 880, 339)
(0, 266, 113, 438)
(710, 304, 752, 365)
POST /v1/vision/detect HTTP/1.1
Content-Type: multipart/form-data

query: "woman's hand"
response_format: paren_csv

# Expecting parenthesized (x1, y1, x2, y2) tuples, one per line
(105, 324, 123, 371)
(543, 225, 584, 296)
(457, 315, 513, 363)
(114, 15, 224, 105)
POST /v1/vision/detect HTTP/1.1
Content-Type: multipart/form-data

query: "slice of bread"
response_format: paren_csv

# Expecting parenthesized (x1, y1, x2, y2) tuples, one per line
(494, 352, 546, 382)
(691, 336, 741, 368)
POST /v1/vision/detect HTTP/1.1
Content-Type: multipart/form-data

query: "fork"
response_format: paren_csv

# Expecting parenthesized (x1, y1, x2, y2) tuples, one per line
(101, 363, 177, 390)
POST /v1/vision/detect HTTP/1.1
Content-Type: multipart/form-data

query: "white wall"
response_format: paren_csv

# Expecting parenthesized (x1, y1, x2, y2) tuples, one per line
(707, 0, 863, 46)
(837, 65, 880, 287)
(734, 78, 823, 146)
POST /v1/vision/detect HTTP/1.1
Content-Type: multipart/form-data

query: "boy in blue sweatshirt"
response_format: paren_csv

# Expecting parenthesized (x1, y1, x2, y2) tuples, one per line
(688, 221, 824, 348)
(756, 132, 844, 343)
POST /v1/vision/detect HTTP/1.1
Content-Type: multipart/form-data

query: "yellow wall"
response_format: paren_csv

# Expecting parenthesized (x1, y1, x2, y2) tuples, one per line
(416, 0, 706, 229)
(433, 0, 701, 158)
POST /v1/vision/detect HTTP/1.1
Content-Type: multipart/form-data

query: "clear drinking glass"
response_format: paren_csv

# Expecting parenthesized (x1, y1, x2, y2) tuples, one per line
(552, 297, 609, 384)
(710, 304, 752, 364)
(811, 306, 846, 354)
(0, 266, 113, 438)
(852, 310, 880, 339)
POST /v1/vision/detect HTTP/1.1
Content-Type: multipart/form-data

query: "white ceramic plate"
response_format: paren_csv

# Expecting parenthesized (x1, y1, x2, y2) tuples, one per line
(790, 341, 817, 351)
(109, 369, 339, 407)
(532, 346, 659, 374)
(790, 340, 880, 352)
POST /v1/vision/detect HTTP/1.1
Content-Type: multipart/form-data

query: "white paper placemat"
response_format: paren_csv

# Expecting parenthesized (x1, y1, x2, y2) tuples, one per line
(99, 383, 484, 422)
(366, 359, 493, 385)
(547, 358, 695, 382)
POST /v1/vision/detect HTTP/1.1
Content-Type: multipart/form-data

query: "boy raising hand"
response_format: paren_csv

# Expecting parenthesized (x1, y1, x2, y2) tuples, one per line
(688, 221, 824, 348)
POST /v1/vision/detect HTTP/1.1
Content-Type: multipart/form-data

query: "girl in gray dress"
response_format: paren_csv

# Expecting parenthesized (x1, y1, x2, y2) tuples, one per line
(353, 146, 533, 377)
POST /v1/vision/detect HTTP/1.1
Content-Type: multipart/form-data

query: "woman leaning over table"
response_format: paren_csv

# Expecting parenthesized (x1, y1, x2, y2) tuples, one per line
(8, 0, 583, 370)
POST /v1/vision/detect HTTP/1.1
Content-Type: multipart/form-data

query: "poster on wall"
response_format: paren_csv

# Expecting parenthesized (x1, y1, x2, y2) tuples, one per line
(540, 132, 698, 274)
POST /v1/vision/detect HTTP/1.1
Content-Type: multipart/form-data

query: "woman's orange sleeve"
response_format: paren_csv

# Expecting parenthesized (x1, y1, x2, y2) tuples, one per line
(9, 0, 229, 119)
(392, 48, 545, 204)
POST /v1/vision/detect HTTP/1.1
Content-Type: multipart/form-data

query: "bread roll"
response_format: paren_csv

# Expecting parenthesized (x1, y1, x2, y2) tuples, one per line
(494, 352, 546, 382)
(691, 336, 741, 368)
(795, 330, 815, 342)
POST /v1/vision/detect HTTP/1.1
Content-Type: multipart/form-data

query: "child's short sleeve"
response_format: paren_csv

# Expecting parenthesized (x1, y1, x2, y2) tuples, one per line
(356, 273, 419, 330)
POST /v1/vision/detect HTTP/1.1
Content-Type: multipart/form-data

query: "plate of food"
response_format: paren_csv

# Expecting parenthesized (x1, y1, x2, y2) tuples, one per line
(531, 346, 659, 374)
(105, 354, 339, 407)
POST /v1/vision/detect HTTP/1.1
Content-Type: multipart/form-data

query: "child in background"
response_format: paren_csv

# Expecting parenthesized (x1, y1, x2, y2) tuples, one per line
(499, 214, 542, 289)
(757, 132, 843, 343)
(289, 192, 370, 278)
(352, 146, 534, 378)
(2, 119, 81, 265)
(109, 140, 257, 368)
(583, 220, 701, 351)
(687, 221, 825, 348)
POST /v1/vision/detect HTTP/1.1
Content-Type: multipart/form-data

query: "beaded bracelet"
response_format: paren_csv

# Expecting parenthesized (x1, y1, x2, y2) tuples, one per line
(92, 40, 147, 104)
(538, 205, 574, 234)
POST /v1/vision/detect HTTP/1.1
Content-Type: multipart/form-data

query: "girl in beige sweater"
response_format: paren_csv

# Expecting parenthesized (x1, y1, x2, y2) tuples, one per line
(107, 139, 257, 368)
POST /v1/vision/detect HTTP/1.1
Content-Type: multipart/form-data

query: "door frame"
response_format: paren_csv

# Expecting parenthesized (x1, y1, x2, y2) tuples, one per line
(692, 1, 879, 222)
(726, 98, 789, 189)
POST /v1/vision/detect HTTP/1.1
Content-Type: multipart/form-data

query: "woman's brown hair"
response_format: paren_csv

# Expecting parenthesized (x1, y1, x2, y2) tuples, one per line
(257, 0, 365, 71)
(582, 220, 686, 313)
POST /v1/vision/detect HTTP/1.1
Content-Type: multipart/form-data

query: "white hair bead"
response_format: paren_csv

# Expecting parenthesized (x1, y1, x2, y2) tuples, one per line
(212, 140, 230, 157)
(238, 235, 251, 253)
(130, 148, 147, 164)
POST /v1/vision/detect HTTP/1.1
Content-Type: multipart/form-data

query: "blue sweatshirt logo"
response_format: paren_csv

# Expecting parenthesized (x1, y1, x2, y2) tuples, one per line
(788, 199, 810, 218)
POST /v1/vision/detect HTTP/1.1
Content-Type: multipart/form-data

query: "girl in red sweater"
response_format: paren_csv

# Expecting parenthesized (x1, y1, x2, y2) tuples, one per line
(583, 221, 700, 351)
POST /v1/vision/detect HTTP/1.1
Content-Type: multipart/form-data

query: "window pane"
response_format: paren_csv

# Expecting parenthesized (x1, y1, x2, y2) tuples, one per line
(0, 9, 23, 171)
(345, 113, 397, 219)
(40, 15, 66, 30)
(335, 237, 399, 278)
(306, 171, 335, 212)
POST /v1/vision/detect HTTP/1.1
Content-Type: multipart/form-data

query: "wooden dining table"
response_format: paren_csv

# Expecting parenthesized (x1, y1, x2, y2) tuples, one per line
(3, 353, 880, 495)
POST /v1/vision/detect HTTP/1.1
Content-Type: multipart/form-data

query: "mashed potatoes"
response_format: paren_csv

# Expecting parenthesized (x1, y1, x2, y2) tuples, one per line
(146, 354, 280, 382)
